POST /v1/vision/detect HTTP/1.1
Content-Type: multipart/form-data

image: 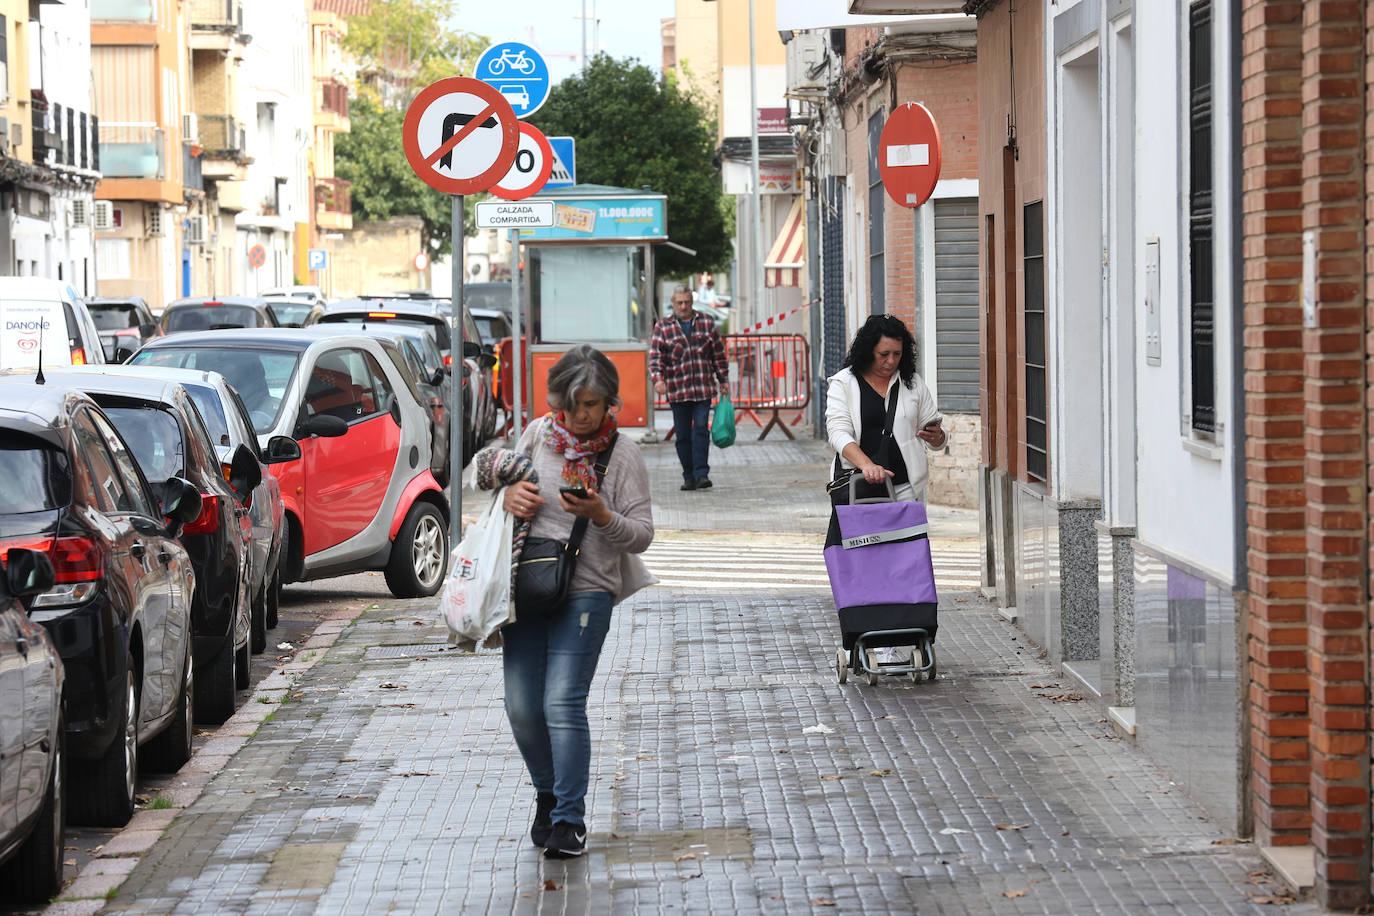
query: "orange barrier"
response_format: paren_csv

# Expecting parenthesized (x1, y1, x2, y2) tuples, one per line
(654, 333, 810, 441)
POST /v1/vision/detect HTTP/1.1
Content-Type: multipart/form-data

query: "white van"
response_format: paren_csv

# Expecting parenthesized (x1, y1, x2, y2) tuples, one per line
(0, 278, 106, 369)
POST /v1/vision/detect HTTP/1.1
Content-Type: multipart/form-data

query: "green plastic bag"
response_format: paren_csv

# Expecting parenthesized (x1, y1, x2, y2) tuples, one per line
(712, 394, 736, 448)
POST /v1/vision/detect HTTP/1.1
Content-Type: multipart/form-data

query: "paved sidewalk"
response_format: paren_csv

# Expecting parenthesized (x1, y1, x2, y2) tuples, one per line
(67, 436, 1313, 914)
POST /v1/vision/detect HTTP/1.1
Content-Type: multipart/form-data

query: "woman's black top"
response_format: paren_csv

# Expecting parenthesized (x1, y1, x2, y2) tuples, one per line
(858, 378, 909, 486)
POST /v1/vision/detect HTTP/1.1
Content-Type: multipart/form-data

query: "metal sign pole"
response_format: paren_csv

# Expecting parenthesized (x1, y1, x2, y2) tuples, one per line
(450, 194, 465, 538)
(509, 227, 524, 440)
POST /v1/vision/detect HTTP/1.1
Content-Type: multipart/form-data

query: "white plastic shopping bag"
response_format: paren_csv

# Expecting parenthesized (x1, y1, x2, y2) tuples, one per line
(438, 490, 513, 647)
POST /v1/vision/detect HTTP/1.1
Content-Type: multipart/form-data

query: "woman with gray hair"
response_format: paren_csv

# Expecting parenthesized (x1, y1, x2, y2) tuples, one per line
(495, 344, 654, 859)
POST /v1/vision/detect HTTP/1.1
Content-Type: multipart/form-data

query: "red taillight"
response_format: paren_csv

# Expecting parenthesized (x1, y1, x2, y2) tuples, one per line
(368, 311, 397, 319)
(204, 300, 223, 306)
(0, 536, 103, 582)
(71, 348, 87, 365)
(182, 493, 220, 535)
(442, 353, 453, 367)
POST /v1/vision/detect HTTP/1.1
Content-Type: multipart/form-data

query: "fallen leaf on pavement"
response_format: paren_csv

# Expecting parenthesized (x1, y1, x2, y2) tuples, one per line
(820, 774, 844, 781)
(63, 859, 76, 866)
(542, 879, 561, 891)
(1212, 838, 1239, 846)
(1002, 888, 1028, 898)
(412, 620, 424, 626)
(995, 824, 1030, 831)
(1248, 895, 1294, 906)
(869, 770, 891, 777)
(674, 852, 696, 862)
(810, 899, 836, 907)
(379, 682, 407, 689)
(1062, 829, 1071, 836)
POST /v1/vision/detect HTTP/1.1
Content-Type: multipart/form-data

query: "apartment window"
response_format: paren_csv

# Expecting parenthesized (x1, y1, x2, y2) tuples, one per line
(91, 115, 99, 171)
(79, 111, 86, 170)
(1024, 200, 1047, 482)
(867, 110, 885, 315)
(1188, 0, 1215, 434)
(934, 197, 980, 412)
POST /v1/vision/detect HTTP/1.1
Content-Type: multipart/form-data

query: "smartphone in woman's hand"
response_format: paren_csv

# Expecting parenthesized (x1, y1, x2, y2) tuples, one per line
(559, 485, 589, 499)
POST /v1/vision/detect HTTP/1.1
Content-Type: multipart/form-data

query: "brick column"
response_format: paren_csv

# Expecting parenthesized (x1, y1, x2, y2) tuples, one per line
(1299, 1, 1371, 907)
(1241, 0, 1311, 849)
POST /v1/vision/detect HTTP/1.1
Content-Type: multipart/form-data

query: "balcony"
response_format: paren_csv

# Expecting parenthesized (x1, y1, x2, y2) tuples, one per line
(91, 0, 156, 22)
(190, 0, 241, 29)
(98, 123, 165, 179)
(199, 115, 248, 181)
(183, 143, 203, 192)
(315, 177, 352, 231)
(30, 92, 61, 166)
(315, 78, 350, 133)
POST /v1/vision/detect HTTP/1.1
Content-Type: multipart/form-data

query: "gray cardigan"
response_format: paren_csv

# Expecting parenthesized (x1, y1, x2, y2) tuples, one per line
(516, 420, 655, 598)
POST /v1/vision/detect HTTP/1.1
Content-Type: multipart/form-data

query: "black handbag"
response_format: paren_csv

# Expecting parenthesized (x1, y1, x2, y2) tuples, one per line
(514, 435, 619, 618)
(827, 383, 899, 507)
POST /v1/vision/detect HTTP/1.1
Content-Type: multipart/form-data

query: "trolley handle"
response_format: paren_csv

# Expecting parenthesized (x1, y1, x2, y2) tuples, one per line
(848, 473, 897, 504)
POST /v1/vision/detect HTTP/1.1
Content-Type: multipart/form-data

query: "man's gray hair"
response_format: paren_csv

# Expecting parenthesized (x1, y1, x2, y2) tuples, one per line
(672, 283, 692, 298)
(545, 344, 622, 410)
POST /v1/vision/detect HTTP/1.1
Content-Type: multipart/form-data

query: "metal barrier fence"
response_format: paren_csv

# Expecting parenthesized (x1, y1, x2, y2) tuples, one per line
(654, 333, 810, 441)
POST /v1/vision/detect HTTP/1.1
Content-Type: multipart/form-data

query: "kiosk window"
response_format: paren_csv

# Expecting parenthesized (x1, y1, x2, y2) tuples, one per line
(530, 246, 647, 343)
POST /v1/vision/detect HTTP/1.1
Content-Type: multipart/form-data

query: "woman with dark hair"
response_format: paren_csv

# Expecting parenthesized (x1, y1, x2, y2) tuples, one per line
(492, 344, 654, 860)
(826, 313, 947, 503)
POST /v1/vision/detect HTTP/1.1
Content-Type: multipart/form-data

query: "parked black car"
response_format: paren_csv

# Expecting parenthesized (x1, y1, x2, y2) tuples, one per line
(161, 297, 282, 335)
(8, 370, 261, 726)
(0, 385, 200, 827)
(86, 295, 160, 362)
(0, 548, 64, 902)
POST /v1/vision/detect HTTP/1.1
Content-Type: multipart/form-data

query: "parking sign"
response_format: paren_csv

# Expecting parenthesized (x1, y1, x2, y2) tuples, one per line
(308, 248, 328, 271)
(473, 42, 551, 119)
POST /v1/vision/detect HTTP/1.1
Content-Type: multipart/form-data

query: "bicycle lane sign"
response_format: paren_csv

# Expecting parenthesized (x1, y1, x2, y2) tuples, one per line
(473, 41, 550, 119)
(402, 77, 519, 195)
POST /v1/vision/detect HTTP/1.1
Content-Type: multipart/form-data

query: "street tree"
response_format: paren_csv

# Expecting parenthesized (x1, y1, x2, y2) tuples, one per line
(532, 55, 732, 276)
(343, 0, 486, 108)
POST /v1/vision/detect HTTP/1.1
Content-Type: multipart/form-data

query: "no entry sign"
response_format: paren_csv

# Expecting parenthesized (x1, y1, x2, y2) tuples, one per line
(492, 123, 553, 201)
(402, 77, 519, 196)
(878, 101, 943, 208)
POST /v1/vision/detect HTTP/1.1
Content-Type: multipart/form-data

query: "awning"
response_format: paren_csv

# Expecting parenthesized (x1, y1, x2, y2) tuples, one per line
(764, 195, 806, 288)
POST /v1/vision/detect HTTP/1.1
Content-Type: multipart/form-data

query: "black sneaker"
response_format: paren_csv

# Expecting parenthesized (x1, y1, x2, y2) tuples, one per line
(680, 479, 697, 491)
(543, 821, 587, 858)
(530, 793, 556, 847)
(696, 477, 713, 489)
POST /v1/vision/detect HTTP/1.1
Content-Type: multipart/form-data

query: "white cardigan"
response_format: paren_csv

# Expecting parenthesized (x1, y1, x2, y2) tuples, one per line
(825, 366, 943, 499)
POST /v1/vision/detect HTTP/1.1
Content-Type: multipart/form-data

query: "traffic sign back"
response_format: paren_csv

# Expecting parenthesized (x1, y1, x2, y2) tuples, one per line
(402, 77, 519, 196)
(878, 101, 943, 209)
(474, 42, 551, 119)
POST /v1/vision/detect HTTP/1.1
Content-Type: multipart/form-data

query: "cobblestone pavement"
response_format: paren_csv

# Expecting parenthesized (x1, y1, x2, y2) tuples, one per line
(55, 435, 1316, 914)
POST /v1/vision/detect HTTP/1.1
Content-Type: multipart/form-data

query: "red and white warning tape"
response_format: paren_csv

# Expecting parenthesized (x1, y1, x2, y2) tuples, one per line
(737, 299, 819, 334)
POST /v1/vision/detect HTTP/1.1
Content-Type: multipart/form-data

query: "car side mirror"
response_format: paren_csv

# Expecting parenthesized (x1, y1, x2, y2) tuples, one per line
(160, 476, 204, 534)
(264, 435, 302, 463)
(227, 443, 262, 502)
(300, 414, 348, 439)
(430, 368, 446, 387)
(6, 548, 55, 601)
(139, 323, 157, 337)
(462, 340, 482, 360)
(114, 346, 136, 363)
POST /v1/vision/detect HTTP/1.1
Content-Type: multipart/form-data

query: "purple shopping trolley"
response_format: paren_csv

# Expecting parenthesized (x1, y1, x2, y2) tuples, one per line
(823, 479, 938, 685)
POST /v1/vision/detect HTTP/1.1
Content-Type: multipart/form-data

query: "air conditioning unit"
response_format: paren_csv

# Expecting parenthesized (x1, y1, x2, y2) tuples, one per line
(186, 214, 206, 245)
(93, 199, 113, 231)
(72, 198, 88, 227)
(146, 205, 164, 237)
(786, 31, 829, 95)
(182, 112, 198, 143)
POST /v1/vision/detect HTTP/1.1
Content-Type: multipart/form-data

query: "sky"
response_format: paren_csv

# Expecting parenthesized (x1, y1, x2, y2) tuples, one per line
(452, 0, 675, 85)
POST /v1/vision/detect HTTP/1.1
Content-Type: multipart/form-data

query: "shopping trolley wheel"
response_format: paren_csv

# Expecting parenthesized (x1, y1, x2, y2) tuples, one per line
(865, 667, 879, 687)
(923, 642, 938, 681)
(835, 648, 848, 684)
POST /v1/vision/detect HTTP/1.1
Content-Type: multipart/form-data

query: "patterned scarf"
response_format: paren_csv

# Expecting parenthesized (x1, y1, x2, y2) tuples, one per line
(472, 445, 538, 593)
(542, 412, 619, 492)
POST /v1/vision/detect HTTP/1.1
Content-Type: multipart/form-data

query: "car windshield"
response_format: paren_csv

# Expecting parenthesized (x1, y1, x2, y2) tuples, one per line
(321, 313, 451, 351)
(472, 315, 508, 343)
(0, 437, 70, 513)
(166, 304, 263, 332)
(130, 346, 299, 434)
(102, 407, 184, 484)
(90, 304, 141, 331)
(184, 384, 231, 450)
(266, 301, 314, 327)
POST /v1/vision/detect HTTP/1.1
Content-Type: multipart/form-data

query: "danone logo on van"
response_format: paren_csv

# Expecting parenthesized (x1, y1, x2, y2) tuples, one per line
(0, 300, 72, 370)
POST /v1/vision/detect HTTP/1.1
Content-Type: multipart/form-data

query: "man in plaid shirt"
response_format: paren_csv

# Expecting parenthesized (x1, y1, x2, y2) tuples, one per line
(650, 284, 729, 491)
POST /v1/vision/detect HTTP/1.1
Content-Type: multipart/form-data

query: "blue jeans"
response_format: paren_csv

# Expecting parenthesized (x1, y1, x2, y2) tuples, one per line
(502, 590, 614, 826)
(670, 399, 711, 482)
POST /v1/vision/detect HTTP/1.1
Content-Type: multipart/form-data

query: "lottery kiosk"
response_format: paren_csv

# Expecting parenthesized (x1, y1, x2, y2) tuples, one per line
(516, 183, 666, 428)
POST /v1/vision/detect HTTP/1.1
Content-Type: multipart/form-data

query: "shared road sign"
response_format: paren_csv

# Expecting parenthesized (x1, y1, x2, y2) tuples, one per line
(473, 41, 551, 119)
(878, 101, 943, 209)
(402, 77, 519, 196)
(475, 199, 555, 229)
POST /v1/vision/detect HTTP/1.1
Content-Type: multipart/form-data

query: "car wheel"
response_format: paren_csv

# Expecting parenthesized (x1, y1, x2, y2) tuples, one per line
(384, 501, 448, 598)
(250, 581, 267, 654)
(235, 640, 250, 690)
(194, 642, 236, 725)
(266, 566, 280, 631)
(0, 708, 64, 901)
(142, 653, 193, 773)
(72, 658, 137, 827)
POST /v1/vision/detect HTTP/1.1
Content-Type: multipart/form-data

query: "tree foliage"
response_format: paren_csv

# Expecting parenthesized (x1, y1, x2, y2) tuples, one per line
(343, 0, 486, 107)
(532, 55, 731, 276)
(335, 95, 480, 257)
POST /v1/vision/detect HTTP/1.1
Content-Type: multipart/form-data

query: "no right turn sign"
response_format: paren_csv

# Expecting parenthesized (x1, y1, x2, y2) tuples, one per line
(402, 77, 520, 195)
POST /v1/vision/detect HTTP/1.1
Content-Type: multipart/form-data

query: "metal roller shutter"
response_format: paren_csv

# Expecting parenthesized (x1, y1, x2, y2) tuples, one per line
(934, 197, 980, 413)
(821, 177, 847, 412)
